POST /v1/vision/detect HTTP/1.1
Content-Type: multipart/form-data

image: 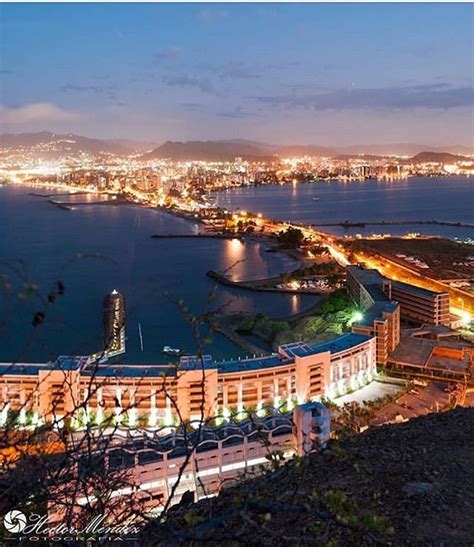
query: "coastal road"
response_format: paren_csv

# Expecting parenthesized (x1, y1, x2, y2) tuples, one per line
(264, 217, 472, 319)
(352, 251, 474, 318)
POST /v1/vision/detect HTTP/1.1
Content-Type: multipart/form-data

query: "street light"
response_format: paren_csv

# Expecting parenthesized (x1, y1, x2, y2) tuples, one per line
(353, 311, 364, 323)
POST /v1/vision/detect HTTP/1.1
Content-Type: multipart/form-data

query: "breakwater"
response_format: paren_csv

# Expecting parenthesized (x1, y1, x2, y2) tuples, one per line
(312, 220, 474, 229)
(29, 191, 93, 198)
(151, 233, 243, 240)
(207, 270, 323, 295)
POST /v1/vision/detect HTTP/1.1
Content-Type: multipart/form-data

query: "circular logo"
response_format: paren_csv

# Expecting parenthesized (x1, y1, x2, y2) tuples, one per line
(4, 510, 27, 533)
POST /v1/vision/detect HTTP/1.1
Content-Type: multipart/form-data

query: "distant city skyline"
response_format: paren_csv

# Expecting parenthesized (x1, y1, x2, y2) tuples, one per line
(1, 3, 473, 146)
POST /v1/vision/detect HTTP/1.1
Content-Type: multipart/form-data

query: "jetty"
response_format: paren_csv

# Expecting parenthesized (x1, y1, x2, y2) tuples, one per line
(29, 191, 92, 198)
(151, 233, 243, 240)
(207, 270, 324, 295)
(47, 199, 74, 211)
(313, 220, 474, 229)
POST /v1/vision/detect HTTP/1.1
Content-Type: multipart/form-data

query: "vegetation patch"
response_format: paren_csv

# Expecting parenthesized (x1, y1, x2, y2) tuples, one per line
(237, 290, 358, 351)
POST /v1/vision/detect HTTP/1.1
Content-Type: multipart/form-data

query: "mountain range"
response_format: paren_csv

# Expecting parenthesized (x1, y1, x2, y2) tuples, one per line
(0, 132, 156, 157)
(0, 132, 472, 161)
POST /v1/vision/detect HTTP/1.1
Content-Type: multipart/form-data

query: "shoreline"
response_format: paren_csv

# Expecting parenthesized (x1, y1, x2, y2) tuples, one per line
(20, 180, 474, 236)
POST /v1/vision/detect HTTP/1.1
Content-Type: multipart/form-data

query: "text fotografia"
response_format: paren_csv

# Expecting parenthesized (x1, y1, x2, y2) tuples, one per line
(3, 512, 141, 541)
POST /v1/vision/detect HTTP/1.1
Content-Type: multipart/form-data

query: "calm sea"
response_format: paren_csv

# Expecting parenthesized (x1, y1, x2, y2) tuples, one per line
(217, 176, 474, 239)
(0, 185, 312, 363)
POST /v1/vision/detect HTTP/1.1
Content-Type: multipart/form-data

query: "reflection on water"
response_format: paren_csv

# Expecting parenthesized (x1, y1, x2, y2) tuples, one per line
(291, 294, 299, 315)
(219, 238, 278, 282)
(0, 185, 317, 363)
(219, 238, 246, 281)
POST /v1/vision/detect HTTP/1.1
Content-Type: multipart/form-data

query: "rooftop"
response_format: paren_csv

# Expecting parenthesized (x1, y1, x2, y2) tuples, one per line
(215, 354, 289, 373)
(391, 280, 447, 298)
(179, 355, 214, 370)
(54, 355, 91, 371)
(0, 333, 376, 379)
(0, 363, 49, 376)
(356, 301, 399, 327)
(347, 265, 400, 327)
(347, 265, 385, 286)
(309, 333, 373, 355)
(389, 334, 472, 372)
(89, 364, 176, 378)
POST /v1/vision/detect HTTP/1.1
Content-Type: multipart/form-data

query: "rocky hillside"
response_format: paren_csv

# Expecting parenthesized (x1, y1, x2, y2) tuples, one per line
(146, 408, 474, 545)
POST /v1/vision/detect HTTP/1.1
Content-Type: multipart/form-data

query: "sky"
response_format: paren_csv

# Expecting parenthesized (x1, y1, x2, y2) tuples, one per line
(0, 3, 473, 146)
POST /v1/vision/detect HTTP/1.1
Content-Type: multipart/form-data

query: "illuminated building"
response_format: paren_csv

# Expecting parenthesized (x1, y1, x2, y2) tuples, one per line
(388, 281, 450, 326)
(346, 265, 400, 364)
(347, 264, 452, 363)
(102, 289, 126, 358)
(51, 402, 330, 519)
(0, 333, 375, 426)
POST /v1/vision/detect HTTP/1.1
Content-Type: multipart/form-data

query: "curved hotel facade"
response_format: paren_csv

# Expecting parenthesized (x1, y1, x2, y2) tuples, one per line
(0, 333, 375, 426)
(0, 268, 452, 427)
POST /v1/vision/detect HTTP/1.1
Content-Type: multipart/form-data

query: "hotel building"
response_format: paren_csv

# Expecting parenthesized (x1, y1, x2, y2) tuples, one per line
(346, 265, 400, 365)
(52, 402, 330, 519)
(0, 333, 376, 426)
(346, 265, 451, 364)
(388, 281, 450, 326)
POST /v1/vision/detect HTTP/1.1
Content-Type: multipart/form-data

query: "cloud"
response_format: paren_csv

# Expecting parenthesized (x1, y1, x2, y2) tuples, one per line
(61, 82, 118, 95)
(216, 106, 255, 119)
(154, 47, 182, 61)
(60, 82, 120, 105)
(252, 84, 474, 111)
(217, 62, 259, 80)
(0, 102, 84, 124)
(0, 69, 15, 75)
(162, 75, 217, 95)
(180, 103, 204, 110)
(61, 83, 105, 94)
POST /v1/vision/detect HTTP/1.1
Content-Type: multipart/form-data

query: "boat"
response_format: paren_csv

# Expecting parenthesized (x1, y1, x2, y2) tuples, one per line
(312, 196, 320, 201)
(162, 345, 181, 355)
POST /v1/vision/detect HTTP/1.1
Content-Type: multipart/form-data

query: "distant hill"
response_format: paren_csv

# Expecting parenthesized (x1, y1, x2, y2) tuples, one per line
(105, 139, 158, 153)
(140, 140, 277, 162)
(2, 132, 472, 161)
(140, 140, 473, 161)
(334, 153, 388, 161)
(0, 132, 132, 157)
(407, 151, 470, 164)
(276, 144, 337, 158)
(337, 143, 474, 157)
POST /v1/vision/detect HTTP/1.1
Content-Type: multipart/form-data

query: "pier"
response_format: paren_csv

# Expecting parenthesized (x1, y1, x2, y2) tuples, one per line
(312, 220, 474, 229)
